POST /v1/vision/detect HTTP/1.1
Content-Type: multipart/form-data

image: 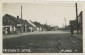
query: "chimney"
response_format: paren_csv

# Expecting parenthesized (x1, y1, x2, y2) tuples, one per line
(17, 16, 19, 18)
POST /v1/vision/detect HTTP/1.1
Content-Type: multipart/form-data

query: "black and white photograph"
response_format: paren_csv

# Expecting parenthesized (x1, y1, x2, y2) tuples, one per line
(2, 1, 83, 53)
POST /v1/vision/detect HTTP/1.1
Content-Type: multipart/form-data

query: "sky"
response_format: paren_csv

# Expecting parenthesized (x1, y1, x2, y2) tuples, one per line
(2, 2, 83, 28)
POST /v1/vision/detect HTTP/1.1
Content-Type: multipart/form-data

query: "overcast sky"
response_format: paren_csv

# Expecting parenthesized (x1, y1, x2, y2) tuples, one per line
(2, 2, 83, 27)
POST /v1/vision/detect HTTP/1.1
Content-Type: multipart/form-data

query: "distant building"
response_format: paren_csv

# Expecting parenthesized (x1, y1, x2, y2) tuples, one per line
(52, 26, 59, 31)
(29, 21, 43, 32)
(28, 20, 37, 32)
(69, 11, 83, 34)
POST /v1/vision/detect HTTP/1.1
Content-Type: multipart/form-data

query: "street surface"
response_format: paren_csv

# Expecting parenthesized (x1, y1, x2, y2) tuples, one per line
(3, 31, 83, 53)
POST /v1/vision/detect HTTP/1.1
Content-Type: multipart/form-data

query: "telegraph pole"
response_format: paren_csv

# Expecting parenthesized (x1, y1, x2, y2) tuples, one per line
(46, 19, 47, 25)
(64, 18, 66, 30)
(21, 6, 22, 34)
(21, 6, 22, 19)
(75, 3, 79, 34)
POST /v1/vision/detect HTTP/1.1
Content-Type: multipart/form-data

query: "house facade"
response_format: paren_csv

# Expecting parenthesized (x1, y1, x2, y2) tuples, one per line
(29, 21, 43, 32)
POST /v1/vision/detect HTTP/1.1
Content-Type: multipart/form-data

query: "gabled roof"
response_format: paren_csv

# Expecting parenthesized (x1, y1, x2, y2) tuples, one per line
(28, 20, 37, 27)
(24, 20, 33, 27)
(3, 14, 17, 25)
(3, 14, 33, 27)
(30, 20, 42, 27)
(3, 14, 21, 25)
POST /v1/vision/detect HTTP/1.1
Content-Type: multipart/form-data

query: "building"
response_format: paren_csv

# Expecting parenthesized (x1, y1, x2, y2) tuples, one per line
(52, 26, 59, 31)
(3, 14, 17, 34)
(28, 20, 37, 32)
(29, 21, 43, 32)
(3, 14, 33, 34)
(69, 11, 83, 34)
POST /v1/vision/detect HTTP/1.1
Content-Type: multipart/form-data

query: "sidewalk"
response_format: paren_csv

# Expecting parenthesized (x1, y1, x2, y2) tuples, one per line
(3, 32, 34, 39)
(3, 31, 70, 39)
(3, 33, 24, 39)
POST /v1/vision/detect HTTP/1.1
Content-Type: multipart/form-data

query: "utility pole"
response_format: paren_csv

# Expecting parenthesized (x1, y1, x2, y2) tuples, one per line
(64, 18, 66, 30)
(46, 19, 47, 25)
(75, 3, 79, 34)
(62, 23, 64, 30)
(21, 6, 22, 34)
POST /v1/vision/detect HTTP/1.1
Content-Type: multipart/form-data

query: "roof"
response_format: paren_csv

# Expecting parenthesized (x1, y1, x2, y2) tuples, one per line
(3, 14, 17, 25)
(30, 20, 42, 27)
(28, 20, 37, 27)
(3, 14, 33, 27)
(24, 20, 33, 27)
